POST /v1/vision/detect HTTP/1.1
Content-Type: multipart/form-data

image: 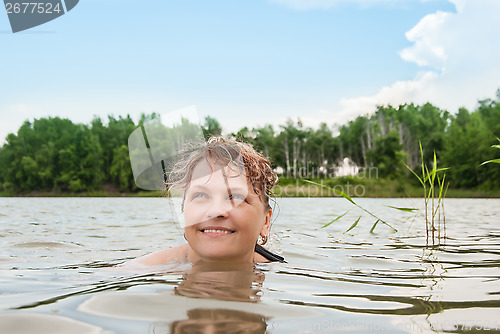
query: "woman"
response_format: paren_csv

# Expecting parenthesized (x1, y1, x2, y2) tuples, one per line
(130, 136, 285, 265)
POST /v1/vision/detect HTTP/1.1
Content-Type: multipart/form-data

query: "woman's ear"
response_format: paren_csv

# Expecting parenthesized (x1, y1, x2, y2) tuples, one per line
(260, 209, 272, 237)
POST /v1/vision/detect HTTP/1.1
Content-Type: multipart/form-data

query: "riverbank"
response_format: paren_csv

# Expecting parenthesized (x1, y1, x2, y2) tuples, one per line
(0, 190, 166, 198)
(2, 177, 500, 198)
(272, 177, 500, 198)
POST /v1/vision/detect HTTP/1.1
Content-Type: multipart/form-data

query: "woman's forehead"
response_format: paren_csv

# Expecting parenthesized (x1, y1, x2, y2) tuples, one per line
(189, 160, 248, 188)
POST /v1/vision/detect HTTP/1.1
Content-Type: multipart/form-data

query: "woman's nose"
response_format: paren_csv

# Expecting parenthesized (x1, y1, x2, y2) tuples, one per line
(206, 197, 232, 218)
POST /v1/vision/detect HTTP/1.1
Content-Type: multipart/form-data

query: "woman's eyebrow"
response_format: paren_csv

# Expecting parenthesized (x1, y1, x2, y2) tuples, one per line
(188, 184, 248, 193)
(186, 184, 209, 192)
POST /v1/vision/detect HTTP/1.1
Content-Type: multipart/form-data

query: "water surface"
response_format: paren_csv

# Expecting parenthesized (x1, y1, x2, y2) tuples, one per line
(1, 197, 499, 333)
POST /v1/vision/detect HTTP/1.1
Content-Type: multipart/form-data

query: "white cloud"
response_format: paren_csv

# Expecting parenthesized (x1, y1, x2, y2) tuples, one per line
(399, 11, 450, 69)
(338, 0, 500, 117)
(339, 71, 438, 115)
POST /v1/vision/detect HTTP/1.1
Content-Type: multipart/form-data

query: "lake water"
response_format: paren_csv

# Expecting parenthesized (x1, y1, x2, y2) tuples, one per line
(0, 197, 499, 333)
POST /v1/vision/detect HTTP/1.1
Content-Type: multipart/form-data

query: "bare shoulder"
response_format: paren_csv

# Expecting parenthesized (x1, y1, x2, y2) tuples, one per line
(253, 251, 270, 263)
(125, 244, 189, 267)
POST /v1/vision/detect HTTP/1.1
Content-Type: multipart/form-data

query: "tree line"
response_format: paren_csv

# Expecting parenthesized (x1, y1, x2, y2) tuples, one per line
(1, 91, 499, 194)
(233, 93, 500, 190)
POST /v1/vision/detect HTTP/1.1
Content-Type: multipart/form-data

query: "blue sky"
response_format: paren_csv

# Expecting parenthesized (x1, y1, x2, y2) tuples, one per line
(1, 0, 500, 144)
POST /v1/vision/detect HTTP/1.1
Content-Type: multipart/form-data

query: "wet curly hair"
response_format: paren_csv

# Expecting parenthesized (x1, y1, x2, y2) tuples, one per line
(167, 136, 278, 210)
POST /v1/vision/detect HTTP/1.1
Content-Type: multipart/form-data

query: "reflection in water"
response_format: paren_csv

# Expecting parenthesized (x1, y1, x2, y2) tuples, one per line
(169, 309, 267, 334)
(175, 261, 264, 302)
(156, 261, 268, 333)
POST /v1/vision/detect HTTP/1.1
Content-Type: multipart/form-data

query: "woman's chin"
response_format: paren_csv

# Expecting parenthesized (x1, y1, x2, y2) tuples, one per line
(197, 250, 250, 263)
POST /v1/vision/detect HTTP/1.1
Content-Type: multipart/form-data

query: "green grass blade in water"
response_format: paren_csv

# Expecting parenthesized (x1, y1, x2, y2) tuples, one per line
(480, 158, 500, 166)
(369, 220, 380, 234)
(480, 138, 500, 165)
(404, 163, 425, 187)
(320, 211, 349, 229)
(302, 179, 356, 205)
(386, 206, 418, 212)
(345, 216, 361, 233)
(424, 167, 450, 183)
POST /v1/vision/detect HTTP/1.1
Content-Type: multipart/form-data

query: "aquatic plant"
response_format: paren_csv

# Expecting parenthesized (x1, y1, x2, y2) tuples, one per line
(480, 137, 500, 166)
(301, 179, 399, 233)
(405, 142, 448, 247)
(307, 142, 448, 247)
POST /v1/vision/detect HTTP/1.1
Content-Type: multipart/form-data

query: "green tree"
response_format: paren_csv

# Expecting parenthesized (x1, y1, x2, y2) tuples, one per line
(304, 123, 338, 176)
(367, 130, 405, 178)
(253, 125, 276, 159)
(276, 119, 307, 177)
(110, 145, 134, 192)
(202, 116, 222, 140)
(442, 108, 491, 188)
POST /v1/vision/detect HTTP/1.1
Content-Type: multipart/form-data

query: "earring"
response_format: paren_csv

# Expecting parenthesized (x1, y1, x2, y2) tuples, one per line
(258, 234, 268, 245)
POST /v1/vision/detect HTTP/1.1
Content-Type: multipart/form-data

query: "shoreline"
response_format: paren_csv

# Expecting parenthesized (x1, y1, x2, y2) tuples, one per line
(2, 187, 500, 199)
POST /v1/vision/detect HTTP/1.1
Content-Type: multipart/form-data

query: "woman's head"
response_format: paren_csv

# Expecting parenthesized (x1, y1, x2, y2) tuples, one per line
(168, 136, 278, 210)
(168, 136, 278, 262)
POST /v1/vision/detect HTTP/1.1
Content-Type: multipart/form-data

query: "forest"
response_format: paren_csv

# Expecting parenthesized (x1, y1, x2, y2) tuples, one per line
(1, 91, 500, 196)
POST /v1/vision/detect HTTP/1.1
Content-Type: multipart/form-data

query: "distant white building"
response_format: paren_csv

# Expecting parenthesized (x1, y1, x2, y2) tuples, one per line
(334, 157, 359, 177)
(273, 166, 285, 175)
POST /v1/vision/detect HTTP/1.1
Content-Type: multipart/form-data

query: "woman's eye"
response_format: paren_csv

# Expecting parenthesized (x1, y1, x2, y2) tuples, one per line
(192, 192, 208, 200)
(229, 194, 246, 202)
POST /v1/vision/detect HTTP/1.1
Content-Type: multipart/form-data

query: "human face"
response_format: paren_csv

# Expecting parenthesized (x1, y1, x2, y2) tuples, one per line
(183, 160, 271, 263)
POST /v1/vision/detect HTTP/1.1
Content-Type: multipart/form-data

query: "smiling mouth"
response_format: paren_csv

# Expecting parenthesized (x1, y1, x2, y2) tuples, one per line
(200, 228, 236, 234)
